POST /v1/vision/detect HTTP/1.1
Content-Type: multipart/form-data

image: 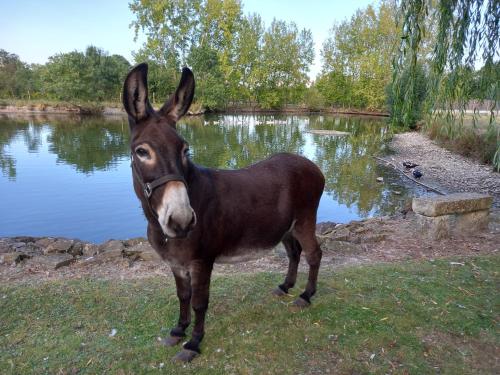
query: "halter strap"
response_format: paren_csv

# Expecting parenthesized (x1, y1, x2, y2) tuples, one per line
(131, 156, 187, 215)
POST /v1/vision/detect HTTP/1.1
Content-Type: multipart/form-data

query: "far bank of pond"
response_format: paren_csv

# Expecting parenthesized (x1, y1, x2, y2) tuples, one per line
(0, 101, 389, 117)
(0, 113, 425, 242)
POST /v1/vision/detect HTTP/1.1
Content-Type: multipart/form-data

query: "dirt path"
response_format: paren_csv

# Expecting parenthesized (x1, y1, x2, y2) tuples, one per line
(383, 132, 500, 208)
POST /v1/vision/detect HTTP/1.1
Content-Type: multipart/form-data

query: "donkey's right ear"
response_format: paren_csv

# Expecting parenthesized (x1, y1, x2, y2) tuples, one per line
(123, 63, 153, 123)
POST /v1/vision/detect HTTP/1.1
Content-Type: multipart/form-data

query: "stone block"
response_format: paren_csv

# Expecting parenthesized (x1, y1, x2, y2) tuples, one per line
(415, 209, 489, 240)
(0, 252, 23, 265)
(44, 239, 74, 254)
(412, 193, 492, 217)
(31, 254, 75, 269)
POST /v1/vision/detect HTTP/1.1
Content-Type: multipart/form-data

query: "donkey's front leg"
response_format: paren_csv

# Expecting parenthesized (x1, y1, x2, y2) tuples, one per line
(163, 268, 191, 347)
(174, 260, 213, 362)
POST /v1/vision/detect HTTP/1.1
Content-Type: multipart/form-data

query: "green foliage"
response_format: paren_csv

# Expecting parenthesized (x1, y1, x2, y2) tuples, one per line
(392, 0, 499, 169)
(0, 47, 130, 103)
(41, 46, 131, 102)
(387, 62, 428, 128)
(1, 256, 498, 373)
(129, 0, 314, 110)
(0, 50, 37, 99)
(316, 1, 399, 110)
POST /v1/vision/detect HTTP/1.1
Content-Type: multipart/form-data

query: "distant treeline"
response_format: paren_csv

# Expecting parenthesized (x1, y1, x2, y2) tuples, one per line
(0, 0, 496, 119)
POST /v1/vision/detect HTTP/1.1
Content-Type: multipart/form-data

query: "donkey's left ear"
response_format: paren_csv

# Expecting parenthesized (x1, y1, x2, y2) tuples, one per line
(160, 67, 195, 122)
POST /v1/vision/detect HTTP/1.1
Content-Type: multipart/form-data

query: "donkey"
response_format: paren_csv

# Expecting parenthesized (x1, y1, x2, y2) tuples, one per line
(123, 63, 325, 362)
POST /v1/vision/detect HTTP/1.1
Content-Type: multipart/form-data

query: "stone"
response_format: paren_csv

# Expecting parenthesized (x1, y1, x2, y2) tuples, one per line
(123, 242, 162, 262)
(328, 227, 351, 242)
(82, 243, 99, 257)
(412, 193, 492, 217)
(0, 252, 23, 265)
(123, 237, 147, 248)
(44, 239, 74, 254)
(98, 240, 124, 253)
(415, 209, 490, 240)
(34, 238, 56, 249)
(11, 242, 27, 249)
(319, 239, 364, 254)
(96, 247, 124, 261)
(31, 253, 75, 269)
(376, 177, 384, 182)
(68, 241, 84, 256)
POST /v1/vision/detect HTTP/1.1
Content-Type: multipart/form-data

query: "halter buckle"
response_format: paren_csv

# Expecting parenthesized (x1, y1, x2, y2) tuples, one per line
(144, 183, 153, 198)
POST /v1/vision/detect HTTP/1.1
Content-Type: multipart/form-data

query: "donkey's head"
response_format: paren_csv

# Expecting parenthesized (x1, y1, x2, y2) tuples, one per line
(123, 63, 196, 239)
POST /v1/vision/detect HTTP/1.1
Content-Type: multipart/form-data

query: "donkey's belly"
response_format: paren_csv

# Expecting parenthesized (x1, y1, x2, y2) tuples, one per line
(214, 246, 274, 264)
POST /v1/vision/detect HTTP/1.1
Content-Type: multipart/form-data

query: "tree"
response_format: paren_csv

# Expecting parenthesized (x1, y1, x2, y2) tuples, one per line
(41, 46, 130, 102)
(317, 1, 399, 110)
(392, 0, 499, 125)
(129, 0, 314, 110)
(0, 49, 35, 99)
(256, 20, 314, 109)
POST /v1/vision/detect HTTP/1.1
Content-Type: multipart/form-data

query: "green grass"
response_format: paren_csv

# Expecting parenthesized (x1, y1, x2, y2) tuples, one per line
(1, 256, 498, 374)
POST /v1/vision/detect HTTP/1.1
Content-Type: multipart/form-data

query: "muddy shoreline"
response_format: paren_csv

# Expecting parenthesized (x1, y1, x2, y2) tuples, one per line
(381, 132, 500, 208)
(0, 103, 389, 117)
(1, 212, 498, 284)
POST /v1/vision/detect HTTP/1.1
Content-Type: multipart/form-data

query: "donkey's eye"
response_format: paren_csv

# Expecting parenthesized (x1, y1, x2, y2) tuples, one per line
(135, 147, 149, 158)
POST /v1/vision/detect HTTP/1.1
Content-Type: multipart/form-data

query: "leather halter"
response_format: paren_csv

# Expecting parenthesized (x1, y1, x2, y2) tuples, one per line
(131, 154, 187, 218)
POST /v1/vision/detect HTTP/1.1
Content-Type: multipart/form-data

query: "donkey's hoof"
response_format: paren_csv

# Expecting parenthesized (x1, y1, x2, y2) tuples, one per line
(173, 349, 199, 363)
(272, 287, 287, 297)
(293, 297, 311, 308)
(162, 335, 183, 347)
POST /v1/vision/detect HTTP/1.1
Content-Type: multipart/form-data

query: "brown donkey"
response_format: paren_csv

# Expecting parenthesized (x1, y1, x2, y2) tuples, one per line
(123, 63, 325, 362)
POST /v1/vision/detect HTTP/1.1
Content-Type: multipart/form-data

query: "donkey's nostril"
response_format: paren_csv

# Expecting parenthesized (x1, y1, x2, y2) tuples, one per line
(188, 211, 196, 229)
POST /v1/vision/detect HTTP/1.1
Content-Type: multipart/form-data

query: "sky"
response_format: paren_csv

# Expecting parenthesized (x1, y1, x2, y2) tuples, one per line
(0, 0, 374, 79)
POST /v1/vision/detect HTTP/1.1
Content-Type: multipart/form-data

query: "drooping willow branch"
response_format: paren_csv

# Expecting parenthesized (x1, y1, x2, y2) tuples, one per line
(393, 1, 498, 121)
(392, 0, 499, 168)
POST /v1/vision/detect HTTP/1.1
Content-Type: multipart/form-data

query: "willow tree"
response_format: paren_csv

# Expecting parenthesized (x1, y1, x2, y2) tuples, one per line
(392, 0, 499, 166)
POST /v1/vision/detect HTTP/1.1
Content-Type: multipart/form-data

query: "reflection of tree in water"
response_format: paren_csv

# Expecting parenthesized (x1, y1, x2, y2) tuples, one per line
(0, 116, 30, 180)
(1, 113, 412, 218)
(47, 116, 129, 174)
(311, 116, 396, 217)
(178, 116, 305, 169)
(22, 122, 44, 153)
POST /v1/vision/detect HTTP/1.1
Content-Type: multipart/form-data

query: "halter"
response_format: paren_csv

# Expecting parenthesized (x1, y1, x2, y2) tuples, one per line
(131, 154, 187, 218)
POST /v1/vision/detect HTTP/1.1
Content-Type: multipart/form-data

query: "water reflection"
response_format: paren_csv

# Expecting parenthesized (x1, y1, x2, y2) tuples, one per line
(0, 113, 419, 241)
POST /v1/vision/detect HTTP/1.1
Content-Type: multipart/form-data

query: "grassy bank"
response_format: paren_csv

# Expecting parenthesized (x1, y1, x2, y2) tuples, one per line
(424, 114, 499, 170)
(1, 256, 498, 374)
(0, 99, 122, 115)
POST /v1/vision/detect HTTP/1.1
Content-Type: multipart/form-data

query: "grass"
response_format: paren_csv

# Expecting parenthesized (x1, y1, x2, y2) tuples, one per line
(425, 114, 499, 170)
(1, 256, 498, 374)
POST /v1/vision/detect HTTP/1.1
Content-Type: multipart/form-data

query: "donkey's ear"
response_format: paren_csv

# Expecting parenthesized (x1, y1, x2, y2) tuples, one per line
(123, 63, 153, 123)
(160, 67, 195, 122)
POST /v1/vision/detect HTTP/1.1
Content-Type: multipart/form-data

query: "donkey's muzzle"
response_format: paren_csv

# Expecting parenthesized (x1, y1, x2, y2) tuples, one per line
(166, 210, 197, 239)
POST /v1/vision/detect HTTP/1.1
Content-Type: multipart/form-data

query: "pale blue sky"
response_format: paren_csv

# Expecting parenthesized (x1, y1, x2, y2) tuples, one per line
(0, 0, 375, 78)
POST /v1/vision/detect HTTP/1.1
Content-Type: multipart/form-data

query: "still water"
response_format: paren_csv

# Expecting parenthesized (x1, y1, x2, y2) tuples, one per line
(0, 114, 422, 242)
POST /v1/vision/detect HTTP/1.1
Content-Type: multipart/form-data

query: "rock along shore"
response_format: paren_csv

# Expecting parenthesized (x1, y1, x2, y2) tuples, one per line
(1, 212, 498, 284)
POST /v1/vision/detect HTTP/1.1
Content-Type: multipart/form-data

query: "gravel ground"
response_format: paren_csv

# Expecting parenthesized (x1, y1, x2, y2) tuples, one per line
(384, 132, 500, 208)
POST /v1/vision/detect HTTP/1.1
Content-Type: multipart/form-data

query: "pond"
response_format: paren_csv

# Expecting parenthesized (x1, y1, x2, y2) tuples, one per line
(0, 113, 424, 242)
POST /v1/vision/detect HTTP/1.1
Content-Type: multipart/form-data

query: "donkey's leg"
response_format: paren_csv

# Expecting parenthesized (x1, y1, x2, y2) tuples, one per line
(292, 220, 322, 307)
(174, 260, 213, 362)
(163, 268, 191, 347)
(273, 232, 302, 296)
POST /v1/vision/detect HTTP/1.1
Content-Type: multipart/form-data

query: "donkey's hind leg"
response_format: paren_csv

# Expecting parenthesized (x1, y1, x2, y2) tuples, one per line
(273, 232, 302, 296)
(292, 219, 322, 307)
